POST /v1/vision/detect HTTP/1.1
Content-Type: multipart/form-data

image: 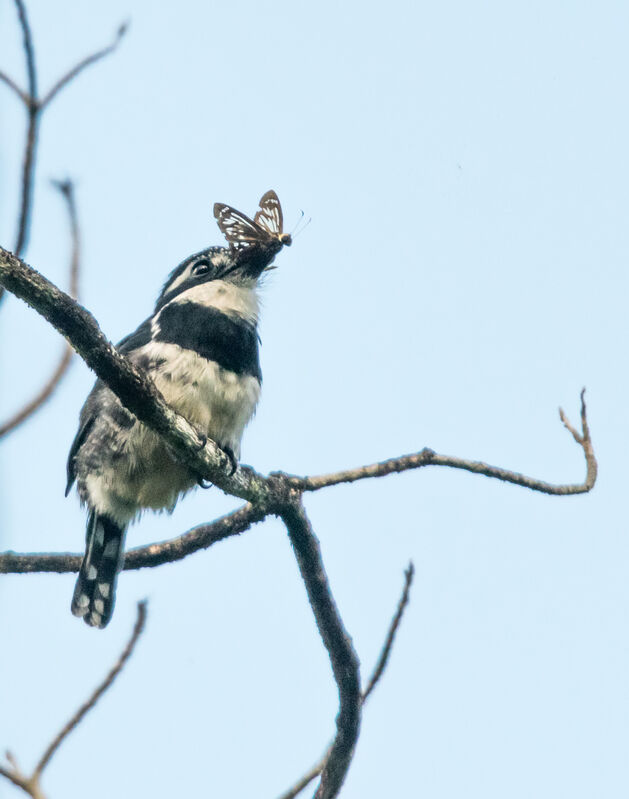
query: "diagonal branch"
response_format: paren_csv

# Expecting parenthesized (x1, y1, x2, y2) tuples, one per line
(0, 602, 147, 799)
(40, 23, 128, 109)
(277, 563, 415, 799)
(0, 180, 80, 439)
(280, 499, 362, 799)
(362, 561, 414, 702)
(284, 390, 596, 496)
(33, 601, 147, 778)
(0, 70, 29, 103)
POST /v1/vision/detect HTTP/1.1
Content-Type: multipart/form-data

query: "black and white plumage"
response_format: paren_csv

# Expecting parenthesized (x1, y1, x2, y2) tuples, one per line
(67, 200, 288, 628)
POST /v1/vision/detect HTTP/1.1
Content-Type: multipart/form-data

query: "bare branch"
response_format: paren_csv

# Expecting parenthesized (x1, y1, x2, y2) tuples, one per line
(14, 0, 37, 100)
(40, 23, 128, 109)
(0, 502, 268, 574)
(278, 562, 415, 799)
(362, 561, 414, 701)
(0, 602, 146, 798)
(0, 70, 29, 104)
(280, 500, 362, 799)
(0, 762, 33, 795)
(0, 181, 80, 439)
(8, 0, 39, 264)
(284, 393, 596, 496)
(33, 601, 147, 778)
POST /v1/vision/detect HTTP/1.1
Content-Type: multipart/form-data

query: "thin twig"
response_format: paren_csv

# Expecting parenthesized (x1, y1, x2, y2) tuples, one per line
(11, 0, 39, 263)
(33, 601, 147, 777)
(280, 499, 362, 799)
(284, 392, 596, 496)
(278, 562, 415, 799)
(0, 70, 29, 103)
(40, 22, 128, 108)
(0, 181, 80, 439)
(0, 763, 31, 794)
(14, 0, 37, 100)
(362, 561, 414, 701)
(0, 602, 147, 798)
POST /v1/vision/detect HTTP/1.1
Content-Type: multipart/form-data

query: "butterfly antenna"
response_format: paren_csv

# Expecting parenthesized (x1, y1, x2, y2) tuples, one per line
(289, 210, 304, 236)
(291, 211, 311, 240)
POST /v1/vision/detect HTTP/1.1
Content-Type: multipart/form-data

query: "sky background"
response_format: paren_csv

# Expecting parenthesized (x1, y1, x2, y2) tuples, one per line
(1, 0, 628, 797)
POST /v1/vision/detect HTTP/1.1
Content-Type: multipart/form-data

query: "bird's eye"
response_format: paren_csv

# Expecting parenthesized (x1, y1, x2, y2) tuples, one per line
(192, 259, 211, 276)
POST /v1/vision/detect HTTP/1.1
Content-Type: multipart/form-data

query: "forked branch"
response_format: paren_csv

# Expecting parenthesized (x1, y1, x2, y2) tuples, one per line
(278, 563, 415, 799)
(280, 500, 362, 799)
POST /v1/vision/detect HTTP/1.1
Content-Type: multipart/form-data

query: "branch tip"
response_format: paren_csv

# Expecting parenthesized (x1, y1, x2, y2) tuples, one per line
(117, 20, 130, 40)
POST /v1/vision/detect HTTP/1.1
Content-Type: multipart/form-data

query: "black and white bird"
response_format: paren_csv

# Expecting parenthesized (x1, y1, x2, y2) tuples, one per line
(67, 190, 290, 628)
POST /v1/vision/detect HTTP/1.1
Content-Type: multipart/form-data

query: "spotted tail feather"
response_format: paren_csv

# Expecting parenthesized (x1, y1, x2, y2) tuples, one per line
(71, 513, 127, 629)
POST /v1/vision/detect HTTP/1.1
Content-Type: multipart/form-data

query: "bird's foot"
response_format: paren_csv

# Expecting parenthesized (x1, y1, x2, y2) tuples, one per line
(221, 445, 238, 476)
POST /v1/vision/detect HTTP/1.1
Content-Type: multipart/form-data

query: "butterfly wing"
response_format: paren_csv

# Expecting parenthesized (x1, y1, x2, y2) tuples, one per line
(254, 190, 284, 237)
(213, 203, 269, 245)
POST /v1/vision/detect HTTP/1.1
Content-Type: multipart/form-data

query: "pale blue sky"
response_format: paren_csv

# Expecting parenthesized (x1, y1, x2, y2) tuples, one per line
(1, 1, 628, 797)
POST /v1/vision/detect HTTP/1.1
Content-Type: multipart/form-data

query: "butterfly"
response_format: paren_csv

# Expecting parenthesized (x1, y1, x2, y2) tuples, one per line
(213, 190, 292, 252)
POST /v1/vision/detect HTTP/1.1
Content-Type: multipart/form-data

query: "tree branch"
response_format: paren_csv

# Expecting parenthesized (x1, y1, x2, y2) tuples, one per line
(0, 502, 267, 574)
(10, 0, 39, 264)
(0, 180, 80, 439)
(0, 601, 147, 799)
(283, 390, 596, 496)
(362, 561, 414, 702)
(0, 70, 29, 103)
(277, 563, 415, 799)
(40, 23, 128, 109)
(280, 499, 362, 799)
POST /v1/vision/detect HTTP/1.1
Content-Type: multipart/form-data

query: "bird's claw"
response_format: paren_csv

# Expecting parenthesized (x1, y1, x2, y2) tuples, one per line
(222, 446, 238, 476)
